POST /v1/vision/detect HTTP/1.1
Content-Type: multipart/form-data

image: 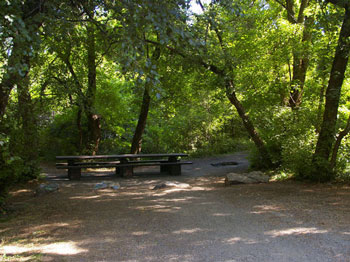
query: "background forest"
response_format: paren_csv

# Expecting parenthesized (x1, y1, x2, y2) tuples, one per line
(1, 0, 350, 204)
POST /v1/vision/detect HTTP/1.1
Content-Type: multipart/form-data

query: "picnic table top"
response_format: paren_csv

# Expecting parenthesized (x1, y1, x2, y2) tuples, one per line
(56, 153, 188, 160)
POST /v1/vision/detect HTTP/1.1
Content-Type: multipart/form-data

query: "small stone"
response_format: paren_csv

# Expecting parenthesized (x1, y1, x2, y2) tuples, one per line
(110, 183, 120, 190)
(94, 182, 108, 190)
(152, 183, 167, 190)
(95, 181, 121, 190)
(35, 183, 59, 196)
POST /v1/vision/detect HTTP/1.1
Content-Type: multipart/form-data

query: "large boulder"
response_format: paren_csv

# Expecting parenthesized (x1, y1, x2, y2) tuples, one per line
(225, 171, 269, 185)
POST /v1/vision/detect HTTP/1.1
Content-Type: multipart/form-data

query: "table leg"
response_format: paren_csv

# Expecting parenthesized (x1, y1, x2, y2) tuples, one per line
(115, 167, 121, 176)
(119, 159, 133, 178)
(67, 160, 81, 180)
(166, 156, 181, 175)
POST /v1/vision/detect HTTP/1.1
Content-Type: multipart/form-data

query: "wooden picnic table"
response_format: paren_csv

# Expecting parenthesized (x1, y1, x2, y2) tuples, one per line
(56, 153, 192, 180)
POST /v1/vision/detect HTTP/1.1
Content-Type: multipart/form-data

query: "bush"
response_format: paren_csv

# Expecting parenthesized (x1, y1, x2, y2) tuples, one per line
(249, 106, 318, 174)
(0, 133, 39, 210)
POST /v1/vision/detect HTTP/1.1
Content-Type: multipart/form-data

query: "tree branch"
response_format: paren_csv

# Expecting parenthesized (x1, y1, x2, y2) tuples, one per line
(144, 39, 224, 75)
(330, 114, 350, 169)
(297, 0, 309, 23)
(273, 0, 297, 23)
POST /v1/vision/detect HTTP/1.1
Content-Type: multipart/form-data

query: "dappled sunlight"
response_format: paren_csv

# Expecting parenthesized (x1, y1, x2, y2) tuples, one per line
(212, 213, 232, 217)
(133, 204, 181, 213)
(2, 162, 349, 262)
(265, 227, 328, 237)
(223, 237, 241, 244)
(70, 195, 101, 200)
(131, 231, 150, 236)
(251, 205, 285, 214)
(222, 237, 259, 245)
(154, 187, 193, 195)
(0, 241, 87, 256)
(152, 184, 216, 197)
(149, 196, 200, 203)
(11, 189, 32, 196)
(1, 222, 82, 249)
(172, 228, 204, 234)
(117, 191, 148, 197)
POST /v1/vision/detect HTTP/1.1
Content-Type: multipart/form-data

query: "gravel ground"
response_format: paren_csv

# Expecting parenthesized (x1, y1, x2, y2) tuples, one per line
(1, 152, 350, 262)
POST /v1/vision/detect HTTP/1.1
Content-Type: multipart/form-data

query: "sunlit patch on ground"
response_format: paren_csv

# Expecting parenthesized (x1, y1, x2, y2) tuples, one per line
(222, 237, 259, 245)
(251, 204, 286, 214)
(265, 227, 328, 237)
(172, 228, 204, 234)
(0, 241, 87, 256)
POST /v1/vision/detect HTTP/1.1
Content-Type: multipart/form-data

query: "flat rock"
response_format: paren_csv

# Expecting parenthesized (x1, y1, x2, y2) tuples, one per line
(225, 171, 269, 185)
(35, 183, 59, 196)
(94, 181, 120, 190)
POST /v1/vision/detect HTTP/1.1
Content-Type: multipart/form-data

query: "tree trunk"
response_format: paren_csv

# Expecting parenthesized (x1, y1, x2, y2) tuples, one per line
(0, 0, 44, 119)
(130, 46, 161, 154)
(17, 75, 39, 177)
(288, 13, 312, 108)
(130, 86, 151, 154)
(77, 107, 83, 154)
(225, 79, 273, 168)
(85, 21, 101, 155)
(0, 42, 22, 119)
(312, 8, 350, 181)
(315, 71, 327, 134)
(330, 115, 350, 170)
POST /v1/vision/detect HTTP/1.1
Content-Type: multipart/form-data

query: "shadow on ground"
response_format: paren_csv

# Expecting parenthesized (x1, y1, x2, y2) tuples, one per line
(1, 153, 350, 262)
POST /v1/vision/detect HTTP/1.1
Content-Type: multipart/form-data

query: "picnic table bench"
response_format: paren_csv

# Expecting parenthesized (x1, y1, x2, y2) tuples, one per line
(56, 153, 192, 180)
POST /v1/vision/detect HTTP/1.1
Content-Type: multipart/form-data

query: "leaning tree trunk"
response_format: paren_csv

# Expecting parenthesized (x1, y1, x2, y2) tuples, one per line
(130, 46, 161, 154)
(225, 79, 273, 168)
(312, 8, 350, 182)
(130, 85, 151, 154)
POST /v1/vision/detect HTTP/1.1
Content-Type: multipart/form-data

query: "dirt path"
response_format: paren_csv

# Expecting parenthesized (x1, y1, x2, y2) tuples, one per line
(1, 153, 350, 262)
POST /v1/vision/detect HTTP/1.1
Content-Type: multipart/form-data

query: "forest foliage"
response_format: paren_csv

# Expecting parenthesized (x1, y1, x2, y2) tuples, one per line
(1, 0, 350, 203)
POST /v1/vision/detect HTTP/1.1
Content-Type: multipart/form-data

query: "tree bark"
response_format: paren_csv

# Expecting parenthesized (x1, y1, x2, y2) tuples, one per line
(225, 79, 273, 167)
(130, 45, 161, 154)
(330, 115, 350, 170)
(77, 107, 83, 154)
(312, 7, 350, 181)
(289, 16, 312, 108)
(17, 75, 39, 177)
(281, 0, 312, 108)
(0, 0, 45, 119)
(0, 41, 24, 119)
(85, 21, 101, 155)
(130, 85, 151, 154)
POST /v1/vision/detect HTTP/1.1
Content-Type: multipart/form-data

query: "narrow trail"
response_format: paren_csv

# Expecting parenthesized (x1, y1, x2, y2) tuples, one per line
(1, 153, 350, 262)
